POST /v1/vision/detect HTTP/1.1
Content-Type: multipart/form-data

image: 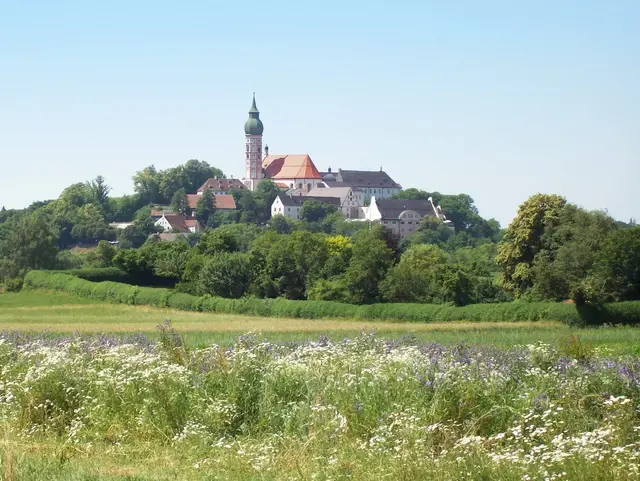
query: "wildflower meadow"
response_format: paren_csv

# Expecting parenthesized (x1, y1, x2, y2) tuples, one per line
(0, 323, 638, 480)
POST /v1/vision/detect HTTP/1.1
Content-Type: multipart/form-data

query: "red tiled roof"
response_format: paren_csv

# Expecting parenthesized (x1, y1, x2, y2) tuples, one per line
(184, 219, 202, 228)
(214, 194, 237, 210)
(262, 154, 322, 180)
(197, 178, 245, 193)
(186, 194, 199, 209)
(186, 194, 236, 210)
(162, 214, 189, 233)
(275, 182, 290, 189)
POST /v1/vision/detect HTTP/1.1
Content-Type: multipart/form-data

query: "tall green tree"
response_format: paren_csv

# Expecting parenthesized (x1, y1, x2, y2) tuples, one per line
(531, 206, 616, 301)
(87, 175, 111, 209)
(183, 159, 224, 192)
(170, 188, 188, 215)
(300, 200, 337, 223)
(588, 227, 640, 302)
(132, 166, 161, 204)
(496, 194, 567, 296)
(199, 252, 252, 298)
(195, 189, 216, 226)
(2, 212, 59, 273)
(343, 231, 394, 304)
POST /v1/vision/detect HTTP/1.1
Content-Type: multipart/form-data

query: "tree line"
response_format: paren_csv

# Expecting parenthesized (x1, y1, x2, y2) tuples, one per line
(1, 161, 638, 305)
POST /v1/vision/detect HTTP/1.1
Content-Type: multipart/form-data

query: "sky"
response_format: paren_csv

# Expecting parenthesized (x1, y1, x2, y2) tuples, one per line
(1, 0, 638, 226)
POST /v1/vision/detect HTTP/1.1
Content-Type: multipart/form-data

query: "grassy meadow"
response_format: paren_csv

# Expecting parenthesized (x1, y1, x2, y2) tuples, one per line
(1, 290, 640, 480)
(2, 290, 640, 354)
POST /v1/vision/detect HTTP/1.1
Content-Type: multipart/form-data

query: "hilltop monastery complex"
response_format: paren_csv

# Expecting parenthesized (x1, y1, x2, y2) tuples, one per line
(148, 95, 451, 239)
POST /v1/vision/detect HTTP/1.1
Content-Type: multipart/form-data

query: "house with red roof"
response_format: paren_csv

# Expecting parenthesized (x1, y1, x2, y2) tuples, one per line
(185, 194, 236, 218)
(154, 213, 204, 234)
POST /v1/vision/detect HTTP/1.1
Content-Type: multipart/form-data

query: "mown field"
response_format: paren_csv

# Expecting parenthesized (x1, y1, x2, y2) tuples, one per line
(1, 290, 640, 480)
(2, 290, 640, 354)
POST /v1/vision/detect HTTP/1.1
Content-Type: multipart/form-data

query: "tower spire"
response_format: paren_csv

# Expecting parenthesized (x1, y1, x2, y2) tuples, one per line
(249, 92, 259, 114)
(243, 93, 264, 191)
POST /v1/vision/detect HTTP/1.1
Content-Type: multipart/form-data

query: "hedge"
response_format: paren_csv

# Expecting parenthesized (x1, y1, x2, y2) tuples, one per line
(22, 270, 640, 325)
(49, 268, 176, 287)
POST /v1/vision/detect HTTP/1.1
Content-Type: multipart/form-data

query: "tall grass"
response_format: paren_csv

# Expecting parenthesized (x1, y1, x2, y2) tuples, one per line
(0, 329, 638, 480)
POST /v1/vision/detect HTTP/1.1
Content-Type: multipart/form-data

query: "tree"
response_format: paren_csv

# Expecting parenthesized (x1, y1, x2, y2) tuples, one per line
(343, 231, 394, 304)
(248, 231, 329, 299)
(59, 183, 91, 209)
(392, 188, 433, 201)
(86, 240, 117, 268)
(588, 227, 640, 302)
(198, 252, 251, 298)
(269, 215, 296, 234)
(496, 194, 567, 296)
(438, 194, 479, 232)
(195, 189, 216, 226)
(197, 223, 259, 255)
(183, 159, 224, 192)
(170, 188, 188, 216)
(88, 175, 111, 209)
(531, 206, 616, 301)
(253, 180, 280, 224)
(151, 240, 191, 280)
(2, 212, 59, 273)
(238, 190, 260, 224)
(109, 195, 145, 222)
(300, 200, 338, 223)
(159, 167, 188, 203)
(132, 166, 161, 204)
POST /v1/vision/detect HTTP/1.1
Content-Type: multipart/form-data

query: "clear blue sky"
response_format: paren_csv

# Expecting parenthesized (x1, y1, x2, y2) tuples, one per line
(1, 0, 638, 225)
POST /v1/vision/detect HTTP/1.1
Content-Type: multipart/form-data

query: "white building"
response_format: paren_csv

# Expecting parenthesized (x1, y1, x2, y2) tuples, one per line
(306, 186, 364, 219)
(320, 168, 402, 200)
(362, 196, 451, 238)
(271, 193, 341, 220)
(154, 213, 203, 234)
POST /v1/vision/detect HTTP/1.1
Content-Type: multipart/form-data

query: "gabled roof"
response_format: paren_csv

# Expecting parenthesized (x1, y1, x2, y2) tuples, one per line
(276, 193, 341, 208)
(184, 219, 202, 228)
(197, 178, 245, 193)
(149, 233, 190, 242)
(307, 186, 354, 202)
(186, 194, 237, 210)
(161, 214, 190, 233)
(335, 169, 401, 189)
(263, 154, 322, 180)
(374, 198, 436, 219)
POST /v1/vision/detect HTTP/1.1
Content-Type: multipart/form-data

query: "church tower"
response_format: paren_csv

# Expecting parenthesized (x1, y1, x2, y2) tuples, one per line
(242, 93, 264, 191)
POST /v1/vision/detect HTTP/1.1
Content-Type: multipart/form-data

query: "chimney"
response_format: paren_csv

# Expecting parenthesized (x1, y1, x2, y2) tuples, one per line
(265, 145, 269, 156)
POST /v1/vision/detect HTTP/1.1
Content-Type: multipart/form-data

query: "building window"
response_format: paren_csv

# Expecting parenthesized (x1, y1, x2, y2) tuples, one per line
(400, 221, 405, 224)
(408, 221, 412, 224)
